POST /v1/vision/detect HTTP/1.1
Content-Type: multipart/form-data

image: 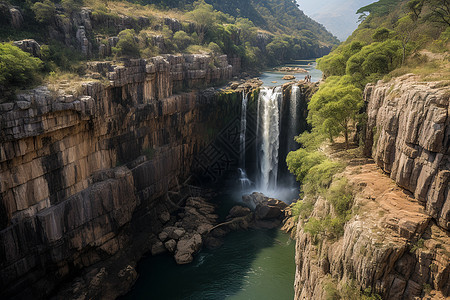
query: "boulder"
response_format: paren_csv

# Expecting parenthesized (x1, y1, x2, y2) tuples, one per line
(255, 204, 282, 220)
(158, 211, 170, 224)
(228, 205, 251, 218)
(170, 228, 186, 240)
(151, 241, 166, 256)
(282, 75, 295, 80)
(13, 39, 41, 57)
(174, 234, 202, 264)
(164, 239, 177, 253)
(158, 231, 169, 242)
(10, 8, 23, 28)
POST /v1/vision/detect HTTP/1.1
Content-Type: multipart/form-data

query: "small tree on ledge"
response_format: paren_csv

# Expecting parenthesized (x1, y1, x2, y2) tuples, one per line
(307, 76, 363, 149)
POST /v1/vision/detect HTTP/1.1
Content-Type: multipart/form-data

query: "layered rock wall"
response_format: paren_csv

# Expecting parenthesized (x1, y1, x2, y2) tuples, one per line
(294, 75, 449, 300)
(0, 56, 239, 298)
(364, 75, 449, 230)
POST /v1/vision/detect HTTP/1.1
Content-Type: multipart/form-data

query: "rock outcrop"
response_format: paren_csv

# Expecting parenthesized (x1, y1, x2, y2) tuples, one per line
(364, 75, 449, 230)
(294, 156, 450, 300)
(0, 56, 241, 299)
(294, 75, 449, 300)
(155, 197, 218, 264)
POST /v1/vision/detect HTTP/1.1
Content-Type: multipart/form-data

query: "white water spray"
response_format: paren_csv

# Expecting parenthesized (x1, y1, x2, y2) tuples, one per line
(238, 92, 251, 190)
(288, 85, 299, 152)
(239, 91, 248, 168)
(257, 87, 282, 191)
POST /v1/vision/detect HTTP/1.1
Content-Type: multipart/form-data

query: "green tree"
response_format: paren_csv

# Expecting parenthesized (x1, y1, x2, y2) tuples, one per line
(395, 16, 417, 65)
(0, 43, 43, 90)
(61, 0, 83, 15)
(425, 0, 450, 26)
(266, 37, 290, 63)
(32, 0, 56, 23)
(113, 29, 140, 58)
(186, 0, 218, 43)
(372, 27, 391, 42)
(173, 30, 193, 51)
(308, 76, 363, 148)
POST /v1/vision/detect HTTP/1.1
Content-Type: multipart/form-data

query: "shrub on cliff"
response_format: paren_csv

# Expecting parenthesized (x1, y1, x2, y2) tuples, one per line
(173, 30, 193, 51)
(32, 0, 56, 23)
(308, 76, 363, 148)
(113, 29, 140, 58)
(0, 43, 43, 91)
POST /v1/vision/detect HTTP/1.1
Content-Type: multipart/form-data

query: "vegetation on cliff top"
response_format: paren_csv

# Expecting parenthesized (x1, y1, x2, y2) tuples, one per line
(0, 43, 43, 92)
(0, 0, 338, 94)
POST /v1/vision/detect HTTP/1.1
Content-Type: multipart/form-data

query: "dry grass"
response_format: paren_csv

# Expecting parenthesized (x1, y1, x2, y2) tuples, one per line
(46, 71, 100, 96)
(84, 0, 186, 20)
(384, 57, 450, 82)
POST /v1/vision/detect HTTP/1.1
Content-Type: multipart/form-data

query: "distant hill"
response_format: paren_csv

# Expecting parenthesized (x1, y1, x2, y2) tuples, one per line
(296, 0, 376, 41)
(134, 0, 339, 45)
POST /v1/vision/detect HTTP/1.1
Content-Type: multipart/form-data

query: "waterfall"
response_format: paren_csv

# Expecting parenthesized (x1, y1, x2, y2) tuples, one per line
(239, 91, 248, 168)
(288, 85, 299, 152)
(238, 168, 252, 189)
(257, 87, 282, 191)
(238, 92, 251, 189)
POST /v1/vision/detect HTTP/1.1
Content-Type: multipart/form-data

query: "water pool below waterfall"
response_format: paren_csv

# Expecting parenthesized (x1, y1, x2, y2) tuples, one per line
(123, 192, 296, 300)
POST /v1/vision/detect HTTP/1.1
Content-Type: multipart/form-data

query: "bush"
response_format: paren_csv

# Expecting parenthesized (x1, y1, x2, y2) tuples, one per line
(302, 160, 344, 195)
(61, 0, 82, 15)
(172, 30, 193, 51)
(32, 0, 56, 24)
(291, 198, 315, 221)
(0, 43, 43, 90)
(113, 29, 140, 58)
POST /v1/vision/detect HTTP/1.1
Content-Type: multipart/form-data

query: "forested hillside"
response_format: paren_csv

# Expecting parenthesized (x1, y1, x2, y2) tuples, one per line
(128, 0, 338, 45)
(0, 0, 337, 95)
(301, 0, 449, 147)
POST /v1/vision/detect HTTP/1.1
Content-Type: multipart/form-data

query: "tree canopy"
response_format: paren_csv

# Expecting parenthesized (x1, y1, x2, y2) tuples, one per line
(0, 43, 43, 91)
(308, 76, 363, 148)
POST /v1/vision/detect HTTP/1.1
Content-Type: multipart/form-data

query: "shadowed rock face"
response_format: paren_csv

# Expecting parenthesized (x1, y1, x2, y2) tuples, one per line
(0, 56, 240, 298)
(364, 75, 449, 230)
(294, 75, 449, 300)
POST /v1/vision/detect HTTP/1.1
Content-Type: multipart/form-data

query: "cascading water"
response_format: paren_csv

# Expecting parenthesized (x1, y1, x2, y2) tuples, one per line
(288, 85, 299, 152)
(238, 92, 251, 189)
(239, 92, 248, 168)
(257, 87, 282, 192)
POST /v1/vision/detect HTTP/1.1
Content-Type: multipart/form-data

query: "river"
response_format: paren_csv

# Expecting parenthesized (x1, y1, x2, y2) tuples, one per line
(122, 60, 322, 300)
(123, 191, 296, 300)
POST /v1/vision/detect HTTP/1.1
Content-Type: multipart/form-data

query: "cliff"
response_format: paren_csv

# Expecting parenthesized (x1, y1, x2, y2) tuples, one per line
(364, 75, 449, 231)
(293, 76, 449, 299)
(0, 54, 242, 299)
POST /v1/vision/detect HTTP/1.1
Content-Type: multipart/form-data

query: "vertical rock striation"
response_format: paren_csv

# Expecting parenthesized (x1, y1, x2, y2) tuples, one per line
(364, 75, 449, 230)
(0, 56, 239, 298)
(294, 75, 449, 300)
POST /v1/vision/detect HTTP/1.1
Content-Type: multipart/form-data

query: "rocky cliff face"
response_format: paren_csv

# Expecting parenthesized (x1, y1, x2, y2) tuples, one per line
(294, 75, 449, 300)
(0, 55, 240, 299)
(364, 75, 449, 230)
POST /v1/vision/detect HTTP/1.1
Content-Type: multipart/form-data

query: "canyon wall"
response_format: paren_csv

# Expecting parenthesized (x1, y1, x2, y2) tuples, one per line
(364, 75, 449, 230)
(0, 54, 241, 299)
(294, 75, 449, 299)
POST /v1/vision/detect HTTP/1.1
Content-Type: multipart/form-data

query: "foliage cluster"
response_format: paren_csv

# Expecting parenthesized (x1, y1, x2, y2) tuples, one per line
(324, 278, 382, 300)
(127, 0, 338, 45)
(0, 43, 43, 91)
(320, 0, 449, 85)
(302, 178, 353, 243)
(103, 0, 334, 68)
(286, 130, 352, 244)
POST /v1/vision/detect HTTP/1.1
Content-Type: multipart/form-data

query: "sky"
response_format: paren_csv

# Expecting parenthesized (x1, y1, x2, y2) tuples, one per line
(296, 0, 377, 41)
